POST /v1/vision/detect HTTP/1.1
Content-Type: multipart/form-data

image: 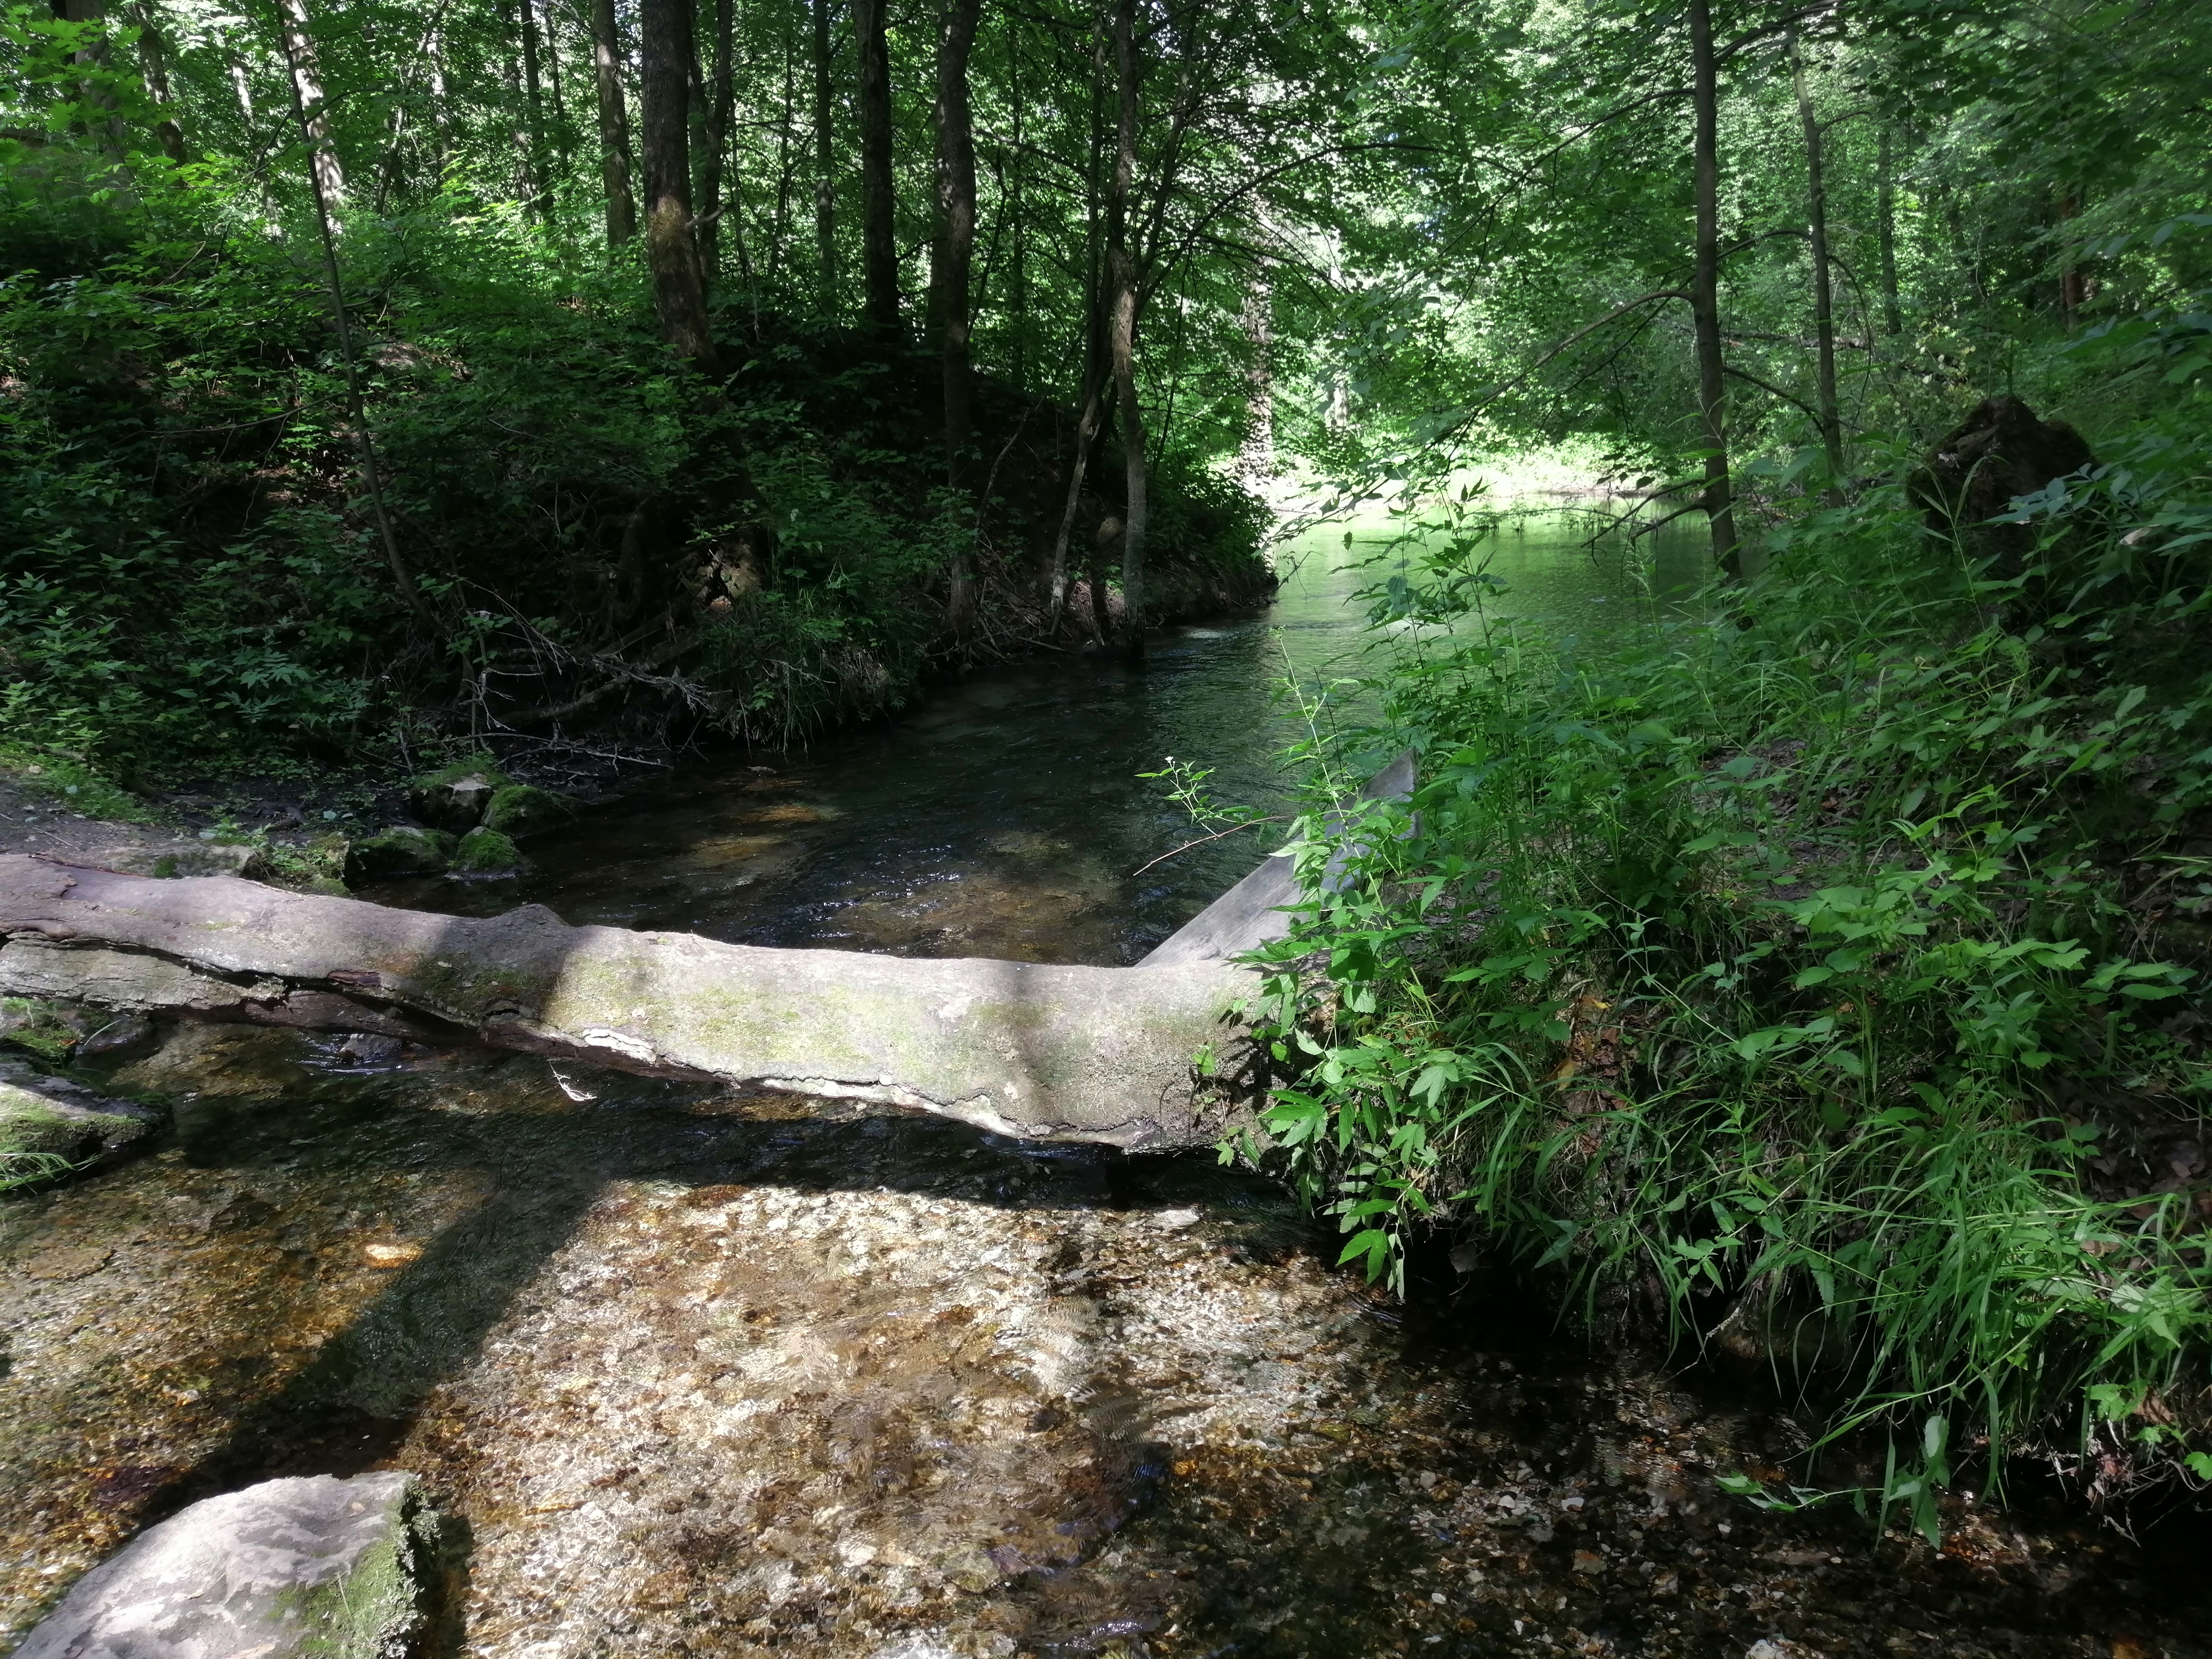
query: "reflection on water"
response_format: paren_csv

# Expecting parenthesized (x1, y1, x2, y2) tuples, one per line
(7, 513, 2191, 1658)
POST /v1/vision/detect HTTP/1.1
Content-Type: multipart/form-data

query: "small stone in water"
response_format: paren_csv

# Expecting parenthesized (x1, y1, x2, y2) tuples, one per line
(363, 1242, 423, 1268)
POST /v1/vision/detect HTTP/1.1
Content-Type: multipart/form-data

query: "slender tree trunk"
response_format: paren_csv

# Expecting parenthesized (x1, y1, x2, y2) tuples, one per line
(1789, 32, 1844, 505)
(130, 0, 188, 162)
(1239, 263, 1274, 481)
(542, 0, 565, 121)
(279, 0, 346, 205)
(812, 0, 837, 312)
(52, 0, 127, 161)
(855, 0, 898, 333)
(1046, 42, 1110, 642)
(1007, 20, 1026, 392)
(641, 0, 716, 363)
(695, 0, 735, 287)
(520, 0, 551, 216)
(426, 24, 448, 177)
(590, 0, 637, 244)
(932, 0, 979, 635)
(374, 99, 408, 209)
(276, 17, 425, 623)
(497, 0, 537, 208)
(769, 21, 797, 288)
(1108, 0, 1146, 657)
(1687, 0, 1741, 578)
(1876, 127, 1902, 337)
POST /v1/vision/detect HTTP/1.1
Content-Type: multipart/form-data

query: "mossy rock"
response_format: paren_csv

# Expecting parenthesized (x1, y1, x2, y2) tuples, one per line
(1, 1061, 162, 1191)
(480, 783, 577, 838)
(344, 826, 458, 884)
(453, 826, 522, 875)
(1, 996, 85, 1063)
(406, 753, 514, 832)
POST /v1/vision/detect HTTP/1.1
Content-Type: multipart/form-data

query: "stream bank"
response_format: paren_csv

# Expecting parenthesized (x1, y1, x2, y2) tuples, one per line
(6, 519, 2208, 1656)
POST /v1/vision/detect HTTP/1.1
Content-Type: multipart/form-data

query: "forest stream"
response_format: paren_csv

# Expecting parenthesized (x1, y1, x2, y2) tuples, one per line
(3, 519, 2202, 1659)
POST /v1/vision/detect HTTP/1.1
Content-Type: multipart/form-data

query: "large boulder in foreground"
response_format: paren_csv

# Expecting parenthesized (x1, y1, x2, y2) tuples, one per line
(14, 1472, 436, 1659)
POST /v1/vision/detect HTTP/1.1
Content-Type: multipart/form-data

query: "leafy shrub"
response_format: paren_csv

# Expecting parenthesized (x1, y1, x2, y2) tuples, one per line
(1243, 381, 2212, 1525)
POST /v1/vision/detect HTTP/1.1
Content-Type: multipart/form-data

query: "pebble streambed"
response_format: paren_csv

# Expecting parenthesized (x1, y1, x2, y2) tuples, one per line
(4, 521, 2205, 1657)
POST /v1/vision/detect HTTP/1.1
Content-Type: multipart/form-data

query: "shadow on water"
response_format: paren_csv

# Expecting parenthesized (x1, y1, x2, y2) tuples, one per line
(11, 518, 2206, 1657)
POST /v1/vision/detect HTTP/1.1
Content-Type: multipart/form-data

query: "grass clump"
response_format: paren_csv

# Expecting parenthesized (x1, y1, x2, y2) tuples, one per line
(1244, 416, 2212, 1529)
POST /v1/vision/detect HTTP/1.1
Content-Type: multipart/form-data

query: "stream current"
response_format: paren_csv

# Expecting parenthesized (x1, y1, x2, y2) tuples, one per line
(3, 516, 2201, 1657)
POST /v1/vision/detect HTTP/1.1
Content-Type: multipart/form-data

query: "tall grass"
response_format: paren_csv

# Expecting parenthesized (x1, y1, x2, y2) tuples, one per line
(1241, 421, 2212, 1530)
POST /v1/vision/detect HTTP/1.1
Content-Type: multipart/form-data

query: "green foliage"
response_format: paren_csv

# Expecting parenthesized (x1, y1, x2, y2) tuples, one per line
(1241, 422, 2212, 1511)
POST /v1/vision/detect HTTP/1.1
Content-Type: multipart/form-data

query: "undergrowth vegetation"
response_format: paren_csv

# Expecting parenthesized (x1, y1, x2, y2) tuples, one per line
(0, 186, 1269, 788)
(1241, 302, 2212, 1529)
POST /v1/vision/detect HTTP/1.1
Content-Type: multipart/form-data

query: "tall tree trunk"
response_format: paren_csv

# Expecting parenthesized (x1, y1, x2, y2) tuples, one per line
(1108, 0, 1146, 657)
(520, 0, 551, 216)
(426, 23, 448, 177)
(695, 0, 735, 287)
(1046, 41, 1109, 642)
(768, 19, 797, 288)
(497, 0, 537, 208)
(278, 0, 346, 205)
(812, 0, 837, 312)
(933, 0, 979, 634)
(1789, 31, 1844, 505)
(53, 0, 127, 161)
(1239, 264, 1274, 481)
(542, 0, 565, 122)
(1876, 127, 1902, 337)
(855, 0, 898, 333)
(1007, 19, 1026, 392)
(589, 0, 637, 244)
(641, 0, 716, 364)
(276, 14, 425, 623)
(130, 0, 188, 162)
(1687, 0, 1741, 578)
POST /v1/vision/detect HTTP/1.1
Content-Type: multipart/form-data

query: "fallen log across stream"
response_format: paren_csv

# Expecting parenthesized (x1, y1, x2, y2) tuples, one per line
(0, 754, 1413, 1150)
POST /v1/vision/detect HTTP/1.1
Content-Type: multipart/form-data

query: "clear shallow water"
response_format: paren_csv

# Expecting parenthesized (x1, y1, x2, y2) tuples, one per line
(365, 512, 1708, 963)
(4, 515, 2198, 1658)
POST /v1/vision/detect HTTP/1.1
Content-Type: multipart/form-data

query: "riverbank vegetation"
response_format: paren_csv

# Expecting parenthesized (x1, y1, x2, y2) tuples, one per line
(2, 0, 1299, 789)
(3, 0, 2207, 1538)
(1225, 0, 2212, 1530)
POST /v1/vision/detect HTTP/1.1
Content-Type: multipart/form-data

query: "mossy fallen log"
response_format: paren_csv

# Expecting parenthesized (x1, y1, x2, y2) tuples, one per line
(0, 855, 1262, 1148)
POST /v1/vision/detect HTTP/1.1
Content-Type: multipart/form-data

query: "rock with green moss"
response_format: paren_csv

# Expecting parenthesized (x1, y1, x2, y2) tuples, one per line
(406, 754, 513, 831)
(452, 826, 522, 875)
(14, 1472, 442, 1659)
(480, 783, 576, 838)
(344, 826, 458, 884)
(1, 1058, 162, 1190)
(1, 995, 85, 1062)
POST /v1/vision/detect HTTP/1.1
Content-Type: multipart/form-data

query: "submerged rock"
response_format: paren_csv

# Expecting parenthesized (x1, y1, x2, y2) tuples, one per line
(405, 756, 513, 832)
(479, 783, 575, 838)
(452, 826, 522, 875)
(343, 826, 457, 884)
(14, 1472, 438, 1659)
